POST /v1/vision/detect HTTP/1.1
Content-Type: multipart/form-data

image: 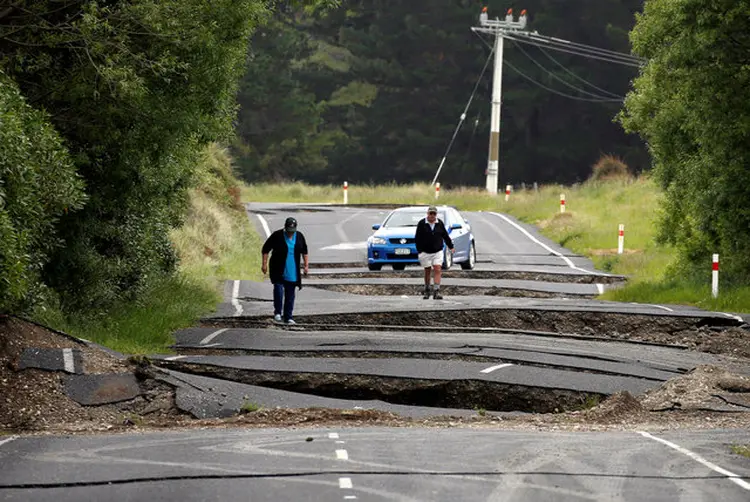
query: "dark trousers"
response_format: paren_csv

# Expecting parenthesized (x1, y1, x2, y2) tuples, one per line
(273, 281, 297, 320)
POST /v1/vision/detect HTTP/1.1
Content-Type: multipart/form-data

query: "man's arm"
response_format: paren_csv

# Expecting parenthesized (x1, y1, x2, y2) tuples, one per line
(261, 231, 275, 274)
(261, 253, 269, 275)
(303, 254, 309, 275)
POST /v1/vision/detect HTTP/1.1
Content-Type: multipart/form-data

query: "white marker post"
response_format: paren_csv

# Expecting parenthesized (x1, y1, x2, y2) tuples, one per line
(560, 193, 566, 213)
(505, 184, 511, 201)
(435, 182, 440, 200)
(712, 254, 719, 299)
(617, 224, 625, 255)
(343, 181, 348, 205)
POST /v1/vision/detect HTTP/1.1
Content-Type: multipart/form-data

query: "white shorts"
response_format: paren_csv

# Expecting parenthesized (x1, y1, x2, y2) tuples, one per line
(418, 251, 444, 268)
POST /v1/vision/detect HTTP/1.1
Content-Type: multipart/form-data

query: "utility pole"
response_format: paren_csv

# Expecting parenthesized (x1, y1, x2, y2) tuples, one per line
(473, 7, 528, 194)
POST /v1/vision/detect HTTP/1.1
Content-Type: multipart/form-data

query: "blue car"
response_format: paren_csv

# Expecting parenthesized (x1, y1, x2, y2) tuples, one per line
(367, 205, 476, 271)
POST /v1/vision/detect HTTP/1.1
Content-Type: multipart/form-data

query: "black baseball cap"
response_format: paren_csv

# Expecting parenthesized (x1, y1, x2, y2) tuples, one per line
(284, 217, 298, 232)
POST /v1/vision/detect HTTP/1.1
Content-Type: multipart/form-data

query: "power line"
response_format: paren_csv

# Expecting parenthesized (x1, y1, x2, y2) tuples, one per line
(473, 32, 623, 103)
(539, 46, 623, 99)
(511, 40, 624, 100)
(519, 30, 645, 64)
(503, 32, 643, 67)
(431, 44, 495, 185)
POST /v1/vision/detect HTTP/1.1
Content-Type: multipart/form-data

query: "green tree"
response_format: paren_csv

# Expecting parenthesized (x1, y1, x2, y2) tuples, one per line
(1, 0, 267, 310)
(619, 0, 750, 279)
(0, 72, 86, 312)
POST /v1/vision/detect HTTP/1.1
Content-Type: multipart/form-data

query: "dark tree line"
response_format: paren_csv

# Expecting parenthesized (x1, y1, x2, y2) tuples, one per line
(233, 0, 649, 186)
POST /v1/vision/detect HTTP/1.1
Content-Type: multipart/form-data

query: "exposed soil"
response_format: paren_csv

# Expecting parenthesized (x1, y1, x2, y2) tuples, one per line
(310, 283, 592, 299)
(640, 365, 750, 411)
(0, 316, 186, 432)
(313, 270, 625, 284)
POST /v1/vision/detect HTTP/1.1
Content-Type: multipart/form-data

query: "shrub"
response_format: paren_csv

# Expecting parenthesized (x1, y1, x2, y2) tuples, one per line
(0, 73, 86, 313)
(589, 155, 631, 182)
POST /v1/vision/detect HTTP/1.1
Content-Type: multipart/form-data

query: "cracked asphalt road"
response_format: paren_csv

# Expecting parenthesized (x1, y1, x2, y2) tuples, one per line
(2, 428, 749, 501)
(7, 202, 750, 501)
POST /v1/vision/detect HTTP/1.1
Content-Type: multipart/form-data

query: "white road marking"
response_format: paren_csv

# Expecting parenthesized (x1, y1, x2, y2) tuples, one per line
(320, 241, 368, 251)
(200, 328, 228, 345)
(487, 212, 597, 275)
(638, 431, 750, 491)
(199, 343, 223, 348)
(336, 440, 345, 444)
(0, 436, 17, 448)
(719, 312, 745, 323)
(480, 363, 513, 374)
(344, 497, 357, 500)
(62, 348, 75, 373)
(164, 355, 187, 361)
(596, 283, 605, 295)
(256, 214, 271, 238)
(652, 304, 674, 312)
(328, 432, 340, 439)
(336, 449, 349, 460)
(339, 477, 353, 489)
(335, 211, 364, 242)
(232, 280, 243, 317)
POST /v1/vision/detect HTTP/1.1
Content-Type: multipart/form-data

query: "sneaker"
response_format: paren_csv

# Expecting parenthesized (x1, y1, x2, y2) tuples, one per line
(423, 286, 431, 299)
(433, 290, 443, 300)
(273, 314, 282, 322)
(285, 319, 297, 325)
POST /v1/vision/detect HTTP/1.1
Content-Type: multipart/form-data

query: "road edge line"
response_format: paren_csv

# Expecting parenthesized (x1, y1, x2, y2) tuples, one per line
(637, 431, 750, 491)
(487, 212, 596, 275)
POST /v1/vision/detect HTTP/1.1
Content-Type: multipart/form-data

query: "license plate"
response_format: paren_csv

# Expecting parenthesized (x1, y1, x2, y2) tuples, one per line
(394, 248, 411, 255)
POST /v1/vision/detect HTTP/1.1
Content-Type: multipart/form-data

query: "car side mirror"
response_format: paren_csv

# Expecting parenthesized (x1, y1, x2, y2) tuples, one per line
(372, 224, 381, 230)
(451, 223, 462, 230)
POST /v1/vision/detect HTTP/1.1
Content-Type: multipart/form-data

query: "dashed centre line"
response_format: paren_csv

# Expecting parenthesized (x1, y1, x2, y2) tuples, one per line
(328, 433, 340, 439)
(480, 363, 513, 374)
(338, 477, 353, 489)
(200, 328, 228, 345)
(336, 449, 349, 460)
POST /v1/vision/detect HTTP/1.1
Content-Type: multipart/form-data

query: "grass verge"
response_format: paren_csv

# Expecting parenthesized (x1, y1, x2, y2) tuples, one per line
(731, 445, 750, 458)
(33, 144, 263, 354)
(242, 178, 750, 312)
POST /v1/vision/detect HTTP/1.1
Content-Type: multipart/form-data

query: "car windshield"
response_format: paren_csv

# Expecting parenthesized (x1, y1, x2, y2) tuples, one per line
(383, 210, 446, 228)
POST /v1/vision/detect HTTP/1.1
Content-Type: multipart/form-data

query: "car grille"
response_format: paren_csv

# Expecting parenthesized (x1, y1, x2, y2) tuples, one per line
(388, 238, 415, 244)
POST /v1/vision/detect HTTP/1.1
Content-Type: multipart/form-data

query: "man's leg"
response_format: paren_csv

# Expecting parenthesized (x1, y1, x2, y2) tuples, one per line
(283, 281, 297, 321)
(433, 261, 443, 299)
(423, 266, 432, 299)
(273, 283, 283, 320)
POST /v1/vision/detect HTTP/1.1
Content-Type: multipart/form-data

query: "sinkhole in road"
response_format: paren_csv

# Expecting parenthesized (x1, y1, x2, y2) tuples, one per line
(308, 284, 592, 299)
(311, 269, 625, 284)
(156, 361, 604, 414)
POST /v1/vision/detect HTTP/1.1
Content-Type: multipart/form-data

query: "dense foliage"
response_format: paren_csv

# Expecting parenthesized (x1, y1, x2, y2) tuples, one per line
(0, 0, 267, 311)
(234, 0, 649, 186)
(0, 73, 86, 311)
(620, 0, 750, 279)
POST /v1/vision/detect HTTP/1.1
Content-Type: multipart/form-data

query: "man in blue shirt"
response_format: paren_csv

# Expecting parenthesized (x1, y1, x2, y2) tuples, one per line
(261, 217, 309, 324)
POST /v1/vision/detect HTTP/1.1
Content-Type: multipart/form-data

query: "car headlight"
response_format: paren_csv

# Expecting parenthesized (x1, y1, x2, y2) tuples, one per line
(369, 236, 387, 245)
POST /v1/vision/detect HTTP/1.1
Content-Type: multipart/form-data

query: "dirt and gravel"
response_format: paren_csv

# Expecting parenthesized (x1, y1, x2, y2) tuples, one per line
(3, 315, 750, 435)
(315, 270, 625, 284)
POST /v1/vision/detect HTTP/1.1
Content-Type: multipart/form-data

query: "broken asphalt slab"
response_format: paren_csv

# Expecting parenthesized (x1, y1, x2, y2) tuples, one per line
(151, 354, 659, 397)
(154, 367, 507, 419)
(63, 373, 141, 406)
(18, 348, 83, 374)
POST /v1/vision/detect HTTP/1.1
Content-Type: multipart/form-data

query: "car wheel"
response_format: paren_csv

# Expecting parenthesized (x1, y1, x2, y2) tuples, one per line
(368, 264, 382, 271)
(392, 264, 406, 271)
(460, 242, 476, 270)
(443, 249, 453, 270)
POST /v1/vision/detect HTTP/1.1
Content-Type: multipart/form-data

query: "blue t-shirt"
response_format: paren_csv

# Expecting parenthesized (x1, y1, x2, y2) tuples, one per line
(283, 232, 297, 282)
